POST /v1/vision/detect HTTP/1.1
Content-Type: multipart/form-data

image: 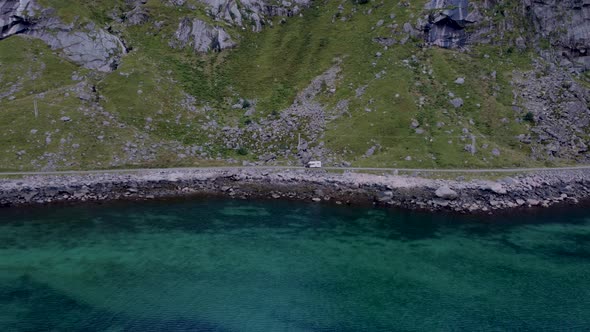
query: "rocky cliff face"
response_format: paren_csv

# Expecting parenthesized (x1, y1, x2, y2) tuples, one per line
(168, 0, 310, 53)
(199, 0, 310, 32)
(418, 0, 590, 162)
(0, 0, 126, 71)
(0, 0, 37, 38)
(1, 0, 32, 37)
(170, 18, 235, 52)
(424, 0, 478, 48)
(525, 0, 590, 72)
(424, 0, 590, 72)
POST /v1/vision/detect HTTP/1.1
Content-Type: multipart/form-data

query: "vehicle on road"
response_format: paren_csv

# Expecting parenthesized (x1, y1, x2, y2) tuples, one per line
(307, 161, 322, 168)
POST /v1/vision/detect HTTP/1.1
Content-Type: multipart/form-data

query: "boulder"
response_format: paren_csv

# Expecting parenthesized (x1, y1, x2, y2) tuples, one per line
(450, 98, 464, 108)
(526, 198, 540, 206)
(376, 190, 394, 203)
(435, 185, 458, 199)
(485, 182, 507, 195)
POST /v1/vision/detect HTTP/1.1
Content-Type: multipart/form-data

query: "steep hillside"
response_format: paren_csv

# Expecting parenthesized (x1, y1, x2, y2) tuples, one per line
(0, 0, 589, 171)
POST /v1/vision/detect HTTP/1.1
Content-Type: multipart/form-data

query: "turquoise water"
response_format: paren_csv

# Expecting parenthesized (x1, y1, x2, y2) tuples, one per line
(1, 199, 589, 331)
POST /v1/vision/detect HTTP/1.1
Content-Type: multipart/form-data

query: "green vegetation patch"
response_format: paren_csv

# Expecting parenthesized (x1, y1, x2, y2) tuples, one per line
(0, 0, 566, 170)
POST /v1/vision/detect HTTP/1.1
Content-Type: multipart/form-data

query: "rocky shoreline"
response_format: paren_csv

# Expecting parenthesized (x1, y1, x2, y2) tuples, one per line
(1, 168, 590, 213)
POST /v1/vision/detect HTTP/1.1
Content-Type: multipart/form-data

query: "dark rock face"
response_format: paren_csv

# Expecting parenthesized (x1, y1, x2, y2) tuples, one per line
(0, 0, 126, 71)
(424, 0, 590, 72)
(524, 0, 590, 72)
(424, 0, 477, 48)
(0, 0, 35, 39)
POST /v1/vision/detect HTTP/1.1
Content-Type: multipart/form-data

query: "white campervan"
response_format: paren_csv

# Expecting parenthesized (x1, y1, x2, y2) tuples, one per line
(307, 161, 322, 168)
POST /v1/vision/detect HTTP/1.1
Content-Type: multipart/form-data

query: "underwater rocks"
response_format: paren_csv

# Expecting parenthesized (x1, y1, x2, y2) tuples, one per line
(1, 168, 590, 214)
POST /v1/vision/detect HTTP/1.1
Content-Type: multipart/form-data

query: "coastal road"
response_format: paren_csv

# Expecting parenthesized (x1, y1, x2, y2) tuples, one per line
(2, 165, 590, 176)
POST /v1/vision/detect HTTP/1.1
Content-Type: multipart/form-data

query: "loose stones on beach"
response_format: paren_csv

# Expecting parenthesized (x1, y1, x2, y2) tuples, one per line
(1, 168, 589, 213)
(435, 185, 458, 200)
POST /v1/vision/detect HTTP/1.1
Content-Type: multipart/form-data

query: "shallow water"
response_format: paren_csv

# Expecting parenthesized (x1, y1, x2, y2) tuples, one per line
(1, 199, 589, 331)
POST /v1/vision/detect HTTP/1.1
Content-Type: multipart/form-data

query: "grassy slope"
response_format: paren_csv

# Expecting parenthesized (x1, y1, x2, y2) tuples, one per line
(0, 37, 150, 171)
(222, 1, 539, 168)
(0, 0, 558, 171)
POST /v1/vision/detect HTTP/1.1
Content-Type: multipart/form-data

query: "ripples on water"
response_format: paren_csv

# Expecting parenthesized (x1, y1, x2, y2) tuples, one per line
(1, 199, 589, 331)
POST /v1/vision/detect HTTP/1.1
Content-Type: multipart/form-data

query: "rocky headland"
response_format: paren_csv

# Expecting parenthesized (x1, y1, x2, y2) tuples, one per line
(1, 168, 589, 213)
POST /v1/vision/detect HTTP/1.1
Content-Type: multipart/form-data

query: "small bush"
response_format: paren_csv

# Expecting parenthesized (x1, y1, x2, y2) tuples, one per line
(523, 112, 535, 123)
(237, 147, 249, 156)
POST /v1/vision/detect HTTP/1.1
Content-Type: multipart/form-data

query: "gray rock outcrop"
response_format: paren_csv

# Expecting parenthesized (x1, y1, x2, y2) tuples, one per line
(424, 0, 477, 48)
(29, 21, 127, 71)
(124, 0, 149, 26)
(450, 97, 464, 108)
(197, 0, 310, 32)
(167, 0, 311, 53)
(0, 0, 36, 38)
(423, 0, 590, 72)
(0, 0, 126, 71)
(524, 0, 590, 72)
(170, 18, 235, 52)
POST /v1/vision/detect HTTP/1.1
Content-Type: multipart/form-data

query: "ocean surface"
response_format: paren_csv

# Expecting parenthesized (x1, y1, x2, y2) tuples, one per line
(1, 198, 589, 331)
